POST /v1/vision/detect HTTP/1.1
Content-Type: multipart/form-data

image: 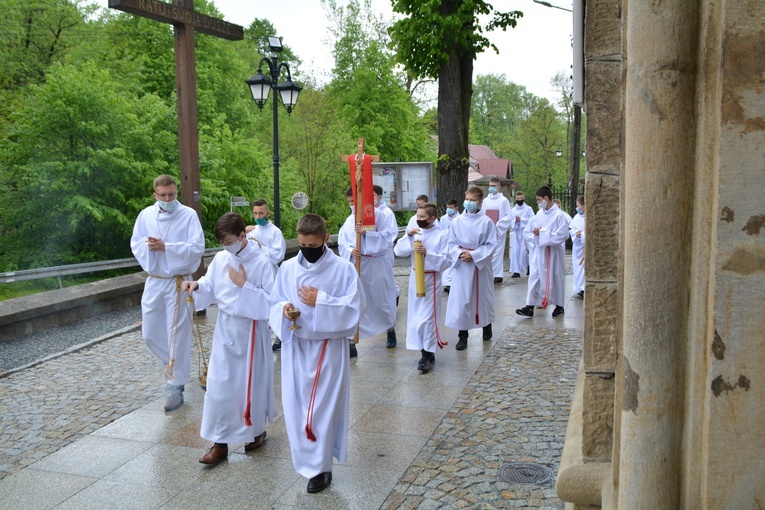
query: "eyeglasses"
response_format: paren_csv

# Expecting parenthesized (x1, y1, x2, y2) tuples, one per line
(154, 192, 177, 199)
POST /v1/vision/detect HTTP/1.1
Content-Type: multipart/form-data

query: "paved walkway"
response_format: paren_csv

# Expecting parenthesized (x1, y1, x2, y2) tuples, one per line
(0, 263, 582, 509)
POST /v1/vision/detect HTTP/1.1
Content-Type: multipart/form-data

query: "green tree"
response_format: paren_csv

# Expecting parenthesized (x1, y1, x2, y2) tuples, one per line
(389, 0, 522, 209)
(0, 62, 177, 269)
(326, 0, 429, 163)
(470, 74, 534, 150)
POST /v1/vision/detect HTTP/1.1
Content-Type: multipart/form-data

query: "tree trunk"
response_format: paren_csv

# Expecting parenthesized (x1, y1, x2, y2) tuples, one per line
(436, 49, 473, 211)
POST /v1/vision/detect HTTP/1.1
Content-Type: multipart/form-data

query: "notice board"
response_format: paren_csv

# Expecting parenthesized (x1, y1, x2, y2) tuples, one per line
(371, 162, 435, 212)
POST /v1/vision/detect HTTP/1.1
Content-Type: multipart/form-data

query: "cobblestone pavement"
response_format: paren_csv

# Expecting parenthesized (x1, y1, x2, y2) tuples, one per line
(0, 320, 215, 480)
(0, 255, 582, 508)
(382, 325, 580, 509)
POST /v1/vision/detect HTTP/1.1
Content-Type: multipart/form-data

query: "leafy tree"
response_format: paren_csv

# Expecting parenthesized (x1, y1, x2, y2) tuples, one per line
(0, 62, 177, 269)
(389, 0, 522, 209)
(326, 0, 429, 163)
(470, 74, 534, 150)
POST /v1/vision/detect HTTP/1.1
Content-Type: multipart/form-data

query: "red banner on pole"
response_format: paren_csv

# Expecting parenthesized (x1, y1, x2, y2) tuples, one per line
(348, 154, 376, 230)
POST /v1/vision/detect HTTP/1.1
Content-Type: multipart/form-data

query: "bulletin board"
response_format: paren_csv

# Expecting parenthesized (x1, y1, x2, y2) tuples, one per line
(372, 162, 435, 212)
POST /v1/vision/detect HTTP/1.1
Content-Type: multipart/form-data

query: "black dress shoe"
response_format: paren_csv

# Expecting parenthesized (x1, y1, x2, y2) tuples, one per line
(493, 277, 503, 284)
(417, 350, 434, 373)
(443, 286, 450, 293)
(482, 324, 492, 340)
(456, 330, 468, 350)
(516, 305, 534, 317)
(511, 272, 521, 278)
(578, 291, 584, 300)
(386, 329, 397, 348)
(307, 471, 332, 493)
(272, 341, 281, 352)
(552, 306, 565, 317)
(349, 343, 357, 358)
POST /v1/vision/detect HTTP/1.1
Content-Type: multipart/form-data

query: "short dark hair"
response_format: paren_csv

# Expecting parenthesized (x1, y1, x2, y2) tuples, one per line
(535, 186, 552, 200)
(214, 212, 245, 242)
(489, 177, 500, 185)
(466, 186, 484, 201)
(297, 213, 327, 238)
(252, 198, 269, 208)
(373, 185, 383, 197)
(515, 191, 525, 197)
(446, 198, 459, 207)
(416, 194, 429, 202)
(422, 202, 438, 218)
(577, 195, 585, 206)
(345, 187, 354, 197)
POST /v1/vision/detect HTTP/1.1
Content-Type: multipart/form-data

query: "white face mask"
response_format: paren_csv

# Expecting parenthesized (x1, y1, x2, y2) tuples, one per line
(350, 205, 355, 214)
(223, 239, 243, 255)
(158, 199, 178, 212)
(538, 199, 548, 211)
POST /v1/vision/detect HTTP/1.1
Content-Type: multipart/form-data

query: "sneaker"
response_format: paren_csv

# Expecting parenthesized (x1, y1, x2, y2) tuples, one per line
(552, 306, 565, 317)
(349, 343, 358, 358)
(272, 340, 281, 352)
(386, 329, 397, 348)
(164, 384, 184, 412)
(482, 324, 492, 340)
(511, 272, 521, 278)
(515, 305, 534, 317)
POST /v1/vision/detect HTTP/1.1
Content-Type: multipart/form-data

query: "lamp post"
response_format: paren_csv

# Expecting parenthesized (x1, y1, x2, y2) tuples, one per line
(246, 36, 302, 228)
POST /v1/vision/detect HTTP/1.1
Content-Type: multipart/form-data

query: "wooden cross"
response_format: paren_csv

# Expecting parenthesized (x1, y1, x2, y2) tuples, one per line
(109, 0, 243, 276)
(342, 138, 379, 343)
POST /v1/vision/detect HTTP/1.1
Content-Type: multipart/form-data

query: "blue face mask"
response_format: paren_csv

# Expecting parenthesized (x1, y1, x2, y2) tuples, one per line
(446, 208, 456, 216)
(157, 199, 178, 213)
(488, 186, 497, 194)
(254, 217, 268, 226)
(577, 207, 585, 216)
(463, 200, 477, 213)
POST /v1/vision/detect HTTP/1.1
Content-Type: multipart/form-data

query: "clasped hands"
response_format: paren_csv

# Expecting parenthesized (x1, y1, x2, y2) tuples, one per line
(147, 236, 165, 251)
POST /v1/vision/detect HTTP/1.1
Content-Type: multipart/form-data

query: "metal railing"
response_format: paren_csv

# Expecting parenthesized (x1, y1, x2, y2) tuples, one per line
(1, 227, 406, 289)
(0, 248, 224, 288)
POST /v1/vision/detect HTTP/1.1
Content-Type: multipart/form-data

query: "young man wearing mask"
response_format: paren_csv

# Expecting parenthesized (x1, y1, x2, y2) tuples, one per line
(509, 191, 535, 278)
(439, 198, 460, 292)
(482, 177, 513, 283)
(182, 213, 275, 466)
(245, 198, 286, 351)
(569, 195, 586, 299)
(445, 186, 497, 351)
(394, 203, 451, 373)
(406, 194, 439, 234)
(517, 186, 569, 318)
(338, 186, 398, 354)
(130, 174, 205, 412)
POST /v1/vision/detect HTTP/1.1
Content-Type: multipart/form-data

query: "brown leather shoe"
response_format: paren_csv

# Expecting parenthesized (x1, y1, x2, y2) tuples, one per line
(244, 431, 267, 452)
(199, 443, 228, 465)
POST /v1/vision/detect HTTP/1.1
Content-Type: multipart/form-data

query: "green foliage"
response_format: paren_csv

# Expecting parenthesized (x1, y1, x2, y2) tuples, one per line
(388, 0, 523, 80)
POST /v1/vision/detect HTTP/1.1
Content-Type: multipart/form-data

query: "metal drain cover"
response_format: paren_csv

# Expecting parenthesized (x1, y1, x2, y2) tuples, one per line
(498, 462, 554, 485)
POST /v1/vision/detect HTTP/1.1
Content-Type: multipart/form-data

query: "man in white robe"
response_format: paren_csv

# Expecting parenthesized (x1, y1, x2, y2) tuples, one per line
(182, 213, 276, 466)
(569, 196, 586, 299)
(508, 191, 535, 278)
(245, 198, 286, 351)
(270, 214, 362, 494)
(394, 203, 451, 373)
(517, 186, 570, 318)
(438, 199, 460, 291)
(338, 186, 398, 350)
(445, 186, 497, 351)
(130, 174, 204, 412)
(482, 177, 513, 283)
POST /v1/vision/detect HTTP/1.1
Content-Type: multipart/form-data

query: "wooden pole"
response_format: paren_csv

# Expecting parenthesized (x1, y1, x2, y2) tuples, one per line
(353, 138, 365, 344)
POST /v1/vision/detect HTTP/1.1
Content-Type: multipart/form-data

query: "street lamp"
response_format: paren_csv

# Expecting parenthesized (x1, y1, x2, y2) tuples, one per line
(246, 36, 302, 228)
(556, 148, 563, 158)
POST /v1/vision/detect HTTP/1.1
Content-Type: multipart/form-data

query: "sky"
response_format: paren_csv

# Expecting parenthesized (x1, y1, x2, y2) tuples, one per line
(98, 0, 574, 105)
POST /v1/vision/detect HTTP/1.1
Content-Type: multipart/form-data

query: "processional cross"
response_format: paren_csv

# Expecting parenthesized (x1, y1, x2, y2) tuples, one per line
(342, 138, 379, 343)
(109, 0, 243, 275)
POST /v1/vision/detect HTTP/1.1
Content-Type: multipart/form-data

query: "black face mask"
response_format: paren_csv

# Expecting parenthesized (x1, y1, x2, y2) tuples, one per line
(416, 219, 431, 229)
(516, 200, 524, 206)
(300, 245, 324, 263)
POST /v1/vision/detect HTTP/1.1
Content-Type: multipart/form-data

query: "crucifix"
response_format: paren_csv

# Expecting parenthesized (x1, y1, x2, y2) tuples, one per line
(109, 0, 243, 276)
(342, 138, 379, 343)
